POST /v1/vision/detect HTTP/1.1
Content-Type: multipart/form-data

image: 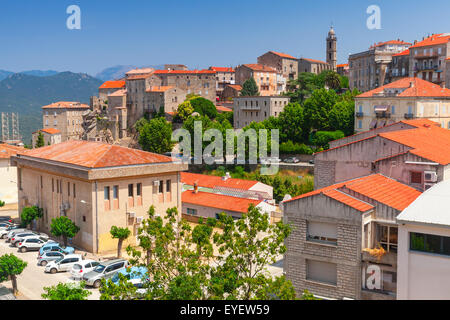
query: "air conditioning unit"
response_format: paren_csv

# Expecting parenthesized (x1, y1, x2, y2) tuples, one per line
(136, 216, 144, 224)
(424, 171, 438, 182)
(128, 212, 136, 218)
(153, 180, 160, 187)
(424, 183, 435, 191)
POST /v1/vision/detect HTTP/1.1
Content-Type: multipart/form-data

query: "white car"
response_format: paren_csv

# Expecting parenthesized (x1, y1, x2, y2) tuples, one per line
(70, 260, 100, 280)
(6, 229, 29, 242)
(17, 237, 56, 252)
(12, 232, 49, 247)
(45, 254, 83, 274)
(0, 227, 23, 239)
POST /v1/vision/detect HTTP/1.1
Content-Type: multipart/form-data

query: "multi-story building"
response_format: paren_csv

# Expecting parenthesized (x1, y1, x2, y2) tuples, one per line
(235, 64, 278, 96)
(396, 179, 450, 300)
(209, 67, 235, 100)
(12, 140, 187, 253)
(125, 68, 154, 78)
(222, 84, 242, 101)
(164, 64, 188, 71)
(298, 58, 331, 75)
(98, 80, 126, 101)
(42, 102, 90, 142)
(354, 77, 450, 132)
(32, 128, 61, 148)
(409, 33, 450, 87)
(257, 51, 298, 82)
(349, 40, 411, 92)
(337, 63, 349, 76)
(283, 173, 421, 300)
(0, 143, 25, 204)
(385, 49, 410, 83)
(233, 96, 290, 128)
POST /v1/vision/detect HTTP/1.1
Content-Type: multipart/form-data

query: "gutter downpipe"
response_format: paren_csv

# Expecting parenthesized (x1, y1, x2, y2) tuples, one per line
(95, 181, 99, 254)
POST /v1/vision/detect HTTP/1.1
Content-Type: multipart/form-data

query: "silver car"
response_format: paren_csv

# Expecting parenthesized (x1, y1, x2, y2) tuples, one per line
(37, 251, 65, 266)
(17, 237, 55, 252)
(45, 254, 83, 274)
(11, 232, 48, 247)
(5, 228, 27, 242)
(82, 259, 129, 288)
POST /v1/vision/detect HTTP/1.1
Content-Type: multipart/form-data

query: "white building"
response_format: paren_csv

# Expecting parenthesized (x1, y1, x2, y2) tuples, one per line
(397, 179, 450, 299)
(0, 144, 25, 204)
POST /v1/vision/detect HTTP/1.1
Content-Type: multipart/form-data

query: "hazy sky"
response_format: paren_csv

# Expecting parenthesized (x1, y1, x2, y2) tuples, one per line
(0, 0, 449, 76)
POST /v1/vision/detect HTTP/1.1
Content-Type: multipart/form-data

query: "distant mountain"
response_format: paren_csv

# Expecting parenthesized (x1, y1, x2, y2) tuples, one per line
(20, 70, 59, 77)
(95, 64, 165, 81)
(0, 72, 102, 144)
(0, 70, 13, 81)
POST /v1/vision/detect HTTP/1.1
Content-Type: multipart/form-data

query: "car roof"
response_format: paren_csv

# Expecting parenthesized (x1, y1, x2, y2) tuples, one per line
(63, 254, 82, 259)
(99, 259, 126, 266)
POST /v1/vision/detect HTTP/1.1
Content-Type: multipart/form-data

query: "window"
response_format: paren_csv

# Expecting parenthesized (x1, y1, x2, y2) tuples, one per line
(73, 184, 76, 198)
(391, 106, 395, 114)
(307, 221, 337, 245)
(376, 224, 398, 252)
(306, 260, 337, 285)
(128, 184, 133, 197)
(358, 120, 362, 129)
(166, 180, 171, 193)
(159, 180, 164, 193)
(68, 182, 70, 196)
(104, 187, 110, 200)
(410, 232, 450, 256)
(40, 176, 43, 189)
(410, 171, 423, 184)
(113, 186, 118, 199)
(52, 178, 54, 192)
(137, 183, 142, 196)
(187, 208, 197, 215)
(56, 179, 59, 193)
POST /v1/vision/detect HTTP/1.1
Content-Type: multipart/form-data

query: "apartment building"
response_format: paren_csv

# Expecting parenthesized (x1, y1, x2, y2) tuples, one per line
(98, 80, 126, 101)
(337, 64, 349, 76)
(42, 102, 90, 142)
(409, 33, 450, 87)
(235, 64, 279, 96)
(283, 173, 421, 300)
(385, 49, 410, 83)
(12, 140, 187, 253)
(314, 119, 450, 192)
(31, 128, 61, 148)
(397, 179, 450, 300)
(233, 96, 290, 128)
(257, 51, 298, 82)
(354, 77, 450, 133)
(349, 40, 411, 92)
(0, 143, 25, 204)
(209, 67, 235, 100)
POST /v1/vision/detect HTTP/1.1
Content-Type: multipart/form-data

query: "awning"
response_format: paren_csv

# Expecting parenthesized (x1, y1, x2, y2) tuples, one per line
(369, 119, 378, 129)
(374, 105, 388, 112)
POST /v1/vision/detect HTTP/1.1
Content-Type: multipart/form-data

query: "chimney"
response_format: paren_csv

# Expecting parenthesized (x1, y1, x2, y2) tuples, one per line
(410, 81, 415, 88)
(193, 182, 198, 194)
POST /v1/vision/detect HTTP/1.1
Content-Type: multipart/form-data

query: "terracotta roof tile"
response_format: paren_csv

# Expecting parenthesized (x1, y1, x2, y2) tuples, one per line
(393, 49, 410, 57)
(99, 80, 126, 89)
(337, 63, 349, 68)
(226, 84, 242, 91)
(0, 144, 26, 159)
(324, 189, 374, 212)
(269, 51, 297, 60)
(41, 128, 60, 135)
(410, 33, 450, 48)
(182, 190, 261, 213)
(216, 105, 232, 112)
(18, 140, 173, 168)
(357, 78, 450, 98)
(209, 67, 234, 73)
(369, 40, 411, 49)
(146, 86, 174, 93)
(181, 172, 258, 190)
(300, 58, 328, 65)
(242, 64, 277, 72)
(153, 69, 216, 75)
(42, 102, 90, 109)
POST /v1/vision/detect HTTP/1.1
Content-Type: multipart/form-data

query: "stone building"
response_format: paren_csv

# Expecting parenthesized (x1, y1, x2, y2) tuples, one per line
(257, 51, 298, 82)
(164, 64, 188, 71)
(32, 128, 61, 148)
(98, 80, 126, 101)
(337, 63, 349, 76)
(349, 40, 411, 92)
(326, 27, 337, 71)
(235, 64, 279, 96)
(385, 49, 410, 84)
(233, 96, 290, 129)
(209, 67, 235, 100)
(12, 140, 187, 254)
(222, 84, 242, 101)
(145, 86, 187, 114)
(354, 77, 450, 132)
(409, 33, 450, 87)
(283, 173, 421, 300)
(42, 102, 90, 142)
(298, 58, 331, 75)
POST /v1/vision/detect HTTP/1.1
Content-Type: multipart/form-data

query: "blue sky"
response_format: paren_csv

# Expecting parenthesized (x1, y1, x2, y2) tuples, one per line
(0, 0, 449, 76)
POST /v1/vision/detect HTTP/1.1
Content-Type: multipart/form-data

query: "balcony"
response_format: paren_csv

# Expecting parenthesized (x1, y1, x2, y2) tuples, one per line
(240, 105, 261, 111)
(361, 250, 397, 266)
(414, 65, 438, 72)
(404, 113, 414, 119)
(356, 112, 364, 118)
(375, 112, 391, 118)
(414, 52, 439, 59)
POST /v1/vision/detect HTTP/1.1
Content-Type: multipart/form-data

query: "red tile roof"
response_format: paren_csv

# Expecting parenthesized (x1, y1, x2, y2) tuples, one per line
(226, 84, 242, 91)
(284, 174, 421, 212)
(300, 58, 328, 65)
(41, 128, 60, 135)
(0, 144, 26, 159)
(393, 49, 410, 57)
(209, 67, 234, 73)
(99, 80, 126, 89)
(182, 190, 261, 213)
(357, 77, 450, 98)
(337, 63, 349, 68)
(216, 105, 232, 112)
(181, 172, 258, 190)
(42, 102, 90, 109)
(242, 64, 277, 72)
(410, 33, 450, 48)
(146, 86, 174, 93)
(269, 51, 297, 60)
(126, 74, 152, 80)
(18, 140, 173, 168)
(153, 69, 216, 75)
(369, 40, 411, 49)
(108, 89, 127, 96)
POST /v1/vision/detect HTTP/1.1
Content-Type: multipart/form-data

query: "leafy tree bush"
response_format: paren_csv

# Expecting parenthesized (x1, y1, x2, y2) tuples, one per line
(36, 131, 45, 148)
(20, 205, 43, 228)
(216, 111, 233, 125)
(42, 281, 91, 300)
(0, 254, 27, 295)
(310, 130, 345, 149)
(303, 88, 339, 132)
(189, 97, 218, 119)
(277, 103, 305, 143)
(280, 141, 313, 155)
(50, 216, 80, 247)
(176, 100, 194, 121)
(138, 117, 174, 154)
(110, 226, 131, 258)
(0, 200, 5, 207)
(240, 78, 260, 96)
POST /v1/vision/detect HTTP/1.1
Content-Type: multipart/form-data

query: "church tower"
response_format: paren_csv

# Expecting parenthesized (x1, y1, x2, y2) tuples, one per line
(326, 26, 337, 71)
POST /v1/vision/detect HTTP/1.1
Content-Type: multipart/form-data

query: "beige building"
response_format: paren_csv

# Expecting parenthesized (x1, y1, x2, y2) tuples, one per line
(12, 140, 187, 254)
(42, 102, 90, 142)
(98, 80, 126, 101)
(235, 64, 279, 96)
(298, 58, 331, 75)
(233, 96, 290, 128)
(354, 77, 450, 133)
(0, 143, 25, 204)
(32, 128, 61, 148)
(222, 84, 242, 101)
(349, 40, 411, 92)
(209, 67, 235, 100)
(257, 51, 298, 82)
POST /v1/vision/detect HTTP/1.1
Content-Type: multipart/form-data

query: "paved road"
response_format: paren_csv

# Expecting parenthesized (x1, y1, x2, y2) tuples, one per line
(0, 238, 100, 300)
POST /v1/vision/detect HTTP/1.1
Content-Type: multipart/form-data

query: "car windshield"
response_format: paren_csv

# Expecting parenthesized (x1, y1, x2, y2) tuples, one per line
(54, 257, 64, 263)
(93, 264, 106, 273)
(73, 264, 82, 270)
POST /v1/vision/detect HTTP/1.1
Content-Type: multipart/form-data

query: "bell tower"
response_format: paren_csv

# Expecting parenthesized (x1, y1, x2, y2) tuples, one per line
(326, 26, 337, 71)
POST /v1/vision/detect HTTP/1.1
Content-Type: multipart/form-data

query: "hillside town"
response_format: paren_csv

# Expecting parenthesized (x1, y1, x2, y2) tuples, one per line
(1, 21, 450, 302)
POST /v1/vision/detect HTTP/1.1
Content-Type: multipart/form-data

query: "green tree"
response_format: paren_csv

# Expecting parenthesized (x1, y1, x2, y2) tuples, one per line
(190, 97, 218, 119)
(277, 103, 305, 143)
(42, 281, 91, 300)
(0, 254, 27, 296)
(20, 205, 43, 228)
(0, 200, 5, 207)
(138, 117, 174, 154)
(36, 131, 45, 148)
(176, 100, 194, 121)
(110, 226, 131, 258)
(329, 100, 354, 136)
(323, 70, 342, 90)
(303, 88, 339, 131)
(240, 78, 260, 96)
(286, 72, 320, 103)
(50, 216, 80, 247)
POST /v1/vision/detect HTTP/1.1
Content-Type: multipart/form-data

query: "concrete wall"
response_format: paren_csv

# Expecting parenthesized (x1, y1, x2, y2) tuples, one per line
(233, 96, 290, 128)
(0, 159, 18, 204)
(257, 52, 298, 81)
(43, 108, 87, 142)
(182, 201, 243, 220)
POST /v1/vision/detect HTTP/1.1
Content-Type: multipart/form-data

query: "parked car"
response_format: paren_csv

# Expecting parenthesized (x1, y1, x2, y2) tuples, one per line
(0, 226, 24, 239)
(0, 222, 14, 229)
(39, 243, 75, 256)
(111, 266, 149, 295)
(83, 259, 129, 288)
(38, 251, 65, 266)
(45, 254, 83, 274)
(17, 237, 54, 252)
(284, 157, 300, 163)
(309, 159, 314, 164)
(5, 229, 28, 242)
(11, 232, 49, 247)
(70, 260, 100, 280)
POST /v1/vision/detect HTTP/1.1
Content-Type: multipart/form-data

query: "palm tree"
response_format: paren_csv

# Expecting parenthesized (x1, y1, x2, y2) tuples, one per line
(324, 71, 342, 90)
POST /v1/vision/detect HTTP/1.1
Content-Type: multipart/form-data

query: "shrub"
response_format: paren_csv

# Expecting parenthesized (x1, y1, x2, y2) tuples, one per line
(280, 141, 313, 155)
(310, 130, 344, 149)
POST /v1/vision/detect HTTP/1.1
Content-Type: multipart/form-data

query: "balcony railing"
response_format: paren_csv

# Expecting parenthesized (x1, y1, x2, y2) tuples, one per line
(414, 65, 438, 72)
(356, 112, 364, 118)
(404, 113, 414, 119)
(375, 112, 391, 118)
